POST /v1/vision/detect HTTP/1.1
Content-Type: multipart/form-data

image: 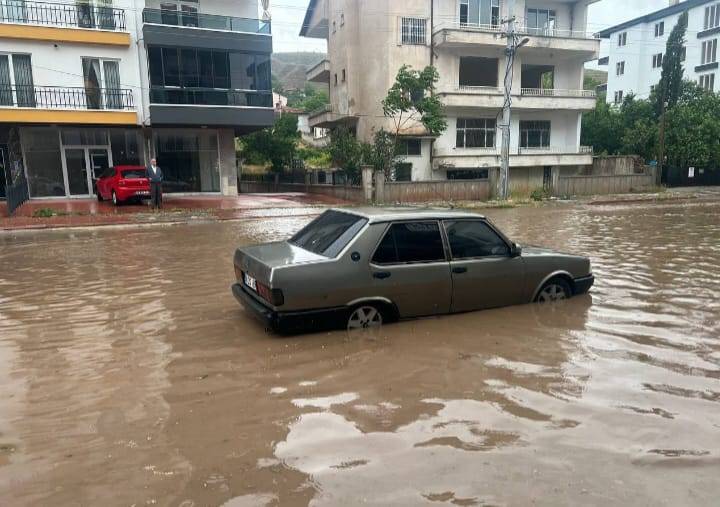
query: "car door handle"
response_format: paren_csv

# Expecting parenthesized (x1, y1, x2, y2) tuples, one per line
(452, 266, 468, 274)
(373, 271, 391, 279)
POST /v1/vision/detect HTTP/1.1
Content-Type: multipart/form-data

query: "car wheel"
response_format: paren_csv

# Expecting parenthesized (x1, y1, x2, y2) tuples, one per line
(96, 188, 103, 201)
(112, 190, 119, 206)
(347, 304, 383, 330)
(536, 277, 572, 303)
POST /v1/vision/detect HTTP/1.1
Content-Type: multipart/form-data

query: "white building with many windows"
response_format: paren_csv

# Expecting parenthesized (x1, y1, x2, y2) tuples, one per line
(301, 0, 599, 191)
(599, 0, 719, 104)
(0, 0, 274, 200)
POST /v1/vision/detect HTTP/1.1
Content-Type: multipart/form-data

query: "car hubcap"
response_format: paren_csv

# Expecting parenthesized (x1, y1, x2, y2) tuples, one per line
(347, 306, 382, 330)
(538, 284, 567, 303)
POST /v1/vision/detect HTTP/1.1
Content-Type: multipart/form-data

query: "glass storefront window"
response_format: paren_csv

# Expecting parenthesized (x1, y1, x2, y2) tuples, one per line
(22, 128, 65, 197)
(110, 129, 144, 166)
(155, 130, 219, 193)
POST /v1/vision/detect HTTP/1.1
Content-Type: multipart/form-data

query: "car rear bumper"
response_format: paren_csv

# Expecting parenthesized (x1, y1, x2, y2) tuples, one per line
(573, 274, 595, 295)
(116, 187, 150, 201)
(231, 283, 346, 334)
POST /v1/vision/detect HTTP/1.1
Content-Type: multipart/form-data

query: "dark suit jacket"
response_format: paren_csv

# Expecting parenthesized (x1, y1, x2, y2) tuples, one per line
(147, 165, 163, 183)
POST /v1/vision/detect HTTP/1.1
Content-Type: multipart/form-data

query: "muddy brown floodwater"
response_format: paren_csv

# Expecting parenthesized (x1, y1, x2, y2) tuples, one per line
(1, 202, 719, 506)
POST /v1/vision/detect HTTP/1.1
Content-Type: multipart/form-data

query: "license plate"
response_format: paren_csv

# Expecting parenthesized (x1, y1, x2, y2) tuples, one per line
(244, 273, 257, 291)
(136, 191, 149, 195)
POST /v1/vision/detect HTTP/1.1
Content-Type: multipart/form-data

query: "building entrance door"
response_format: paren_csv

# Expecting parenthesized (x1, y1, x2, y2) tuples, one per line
(65, 148, 91, 196)
(62, 146, 112, 196)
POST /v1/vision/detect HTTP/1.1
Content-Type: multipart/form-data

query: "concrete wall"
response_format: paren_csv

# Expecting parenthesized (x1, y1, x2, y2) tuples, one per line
(377, 179, 490, 204)
(556, 172, 656, 196)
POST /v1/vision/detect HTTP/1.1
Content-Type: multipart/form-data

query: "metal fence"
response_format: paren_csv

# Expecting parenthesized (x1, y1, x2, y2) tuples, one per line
(0, 0, 126, 30)
(5, 165, 29, 216)
(0, 85, 134, 110)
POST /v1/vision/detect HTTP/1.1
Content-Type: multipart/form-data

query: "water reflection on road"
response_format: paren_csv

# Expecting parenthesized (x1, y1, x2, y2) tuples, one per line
(0, 203, 719, 506)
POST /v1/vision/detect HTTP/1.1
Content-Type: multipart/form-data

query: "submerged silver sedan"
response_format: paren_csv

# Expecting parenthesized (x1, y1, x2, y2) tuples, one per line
(232, 208, 594, 334)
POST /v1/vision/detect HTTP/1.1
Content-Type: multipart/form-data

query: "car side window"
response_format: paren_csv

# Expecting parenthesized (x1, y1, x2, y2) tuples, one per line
(372, 221, 446, 264)
(444, 220, 510, 259)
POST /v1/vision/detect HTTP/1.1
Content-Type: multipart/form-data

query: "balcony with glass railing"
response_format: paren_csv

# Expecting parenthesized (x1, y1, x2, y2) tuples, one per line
(149, 87, 273, 107)
(0, 0, 126, 30)
(142, 8, 270, 34)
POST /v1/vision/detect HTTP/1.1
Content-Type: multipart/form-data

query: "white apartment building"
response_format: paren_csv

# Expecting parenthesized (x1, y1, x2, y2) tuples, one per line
(301, 0, 599, 190)
(599, 0, 719, 104)
(0, 0, 274, 200)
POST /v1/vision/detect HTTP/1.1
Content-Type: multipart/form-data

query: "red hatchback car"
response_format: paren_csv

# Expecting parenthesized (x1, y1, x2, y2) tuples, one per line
(95, 165, 150, 205)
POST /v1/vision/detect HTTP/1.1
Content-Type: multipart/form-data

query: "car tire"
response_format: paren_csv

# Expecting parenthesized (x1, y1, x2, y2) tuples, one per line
(112, 190, 119, 206)
(536, 277, 572, 303)
(96, 187, 103, 202)
(346, 303, 384, 330)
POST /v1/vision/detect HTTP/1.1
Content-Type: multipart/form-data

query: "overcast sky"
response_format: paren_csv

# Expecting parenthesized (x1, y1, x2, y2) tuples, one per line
(270, 0, 672, 54)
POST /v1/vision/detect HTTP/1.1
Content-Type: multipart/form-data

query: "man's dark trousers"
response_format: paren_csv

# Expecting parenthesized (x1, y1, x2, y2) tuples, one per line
(150, 181, 162, 209)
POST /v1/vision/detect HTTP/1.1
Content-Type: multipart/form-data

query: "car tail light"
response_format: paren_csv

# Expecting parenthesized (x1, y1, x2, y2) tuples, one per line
(234, 264, 243, 281)
(257, 281, 284, 306)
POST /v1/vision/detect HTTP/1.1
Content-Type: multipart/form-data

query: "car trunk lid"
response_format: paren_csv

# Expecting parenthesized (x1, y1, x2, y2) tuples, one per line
(234, 241, 326, 285)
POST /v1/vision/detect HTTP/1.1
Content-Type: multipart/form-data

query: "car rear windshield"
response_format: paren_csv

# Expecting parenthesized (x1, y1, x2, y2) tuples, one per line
(121, 169, 146, 179)
(289, 210, 367, 257)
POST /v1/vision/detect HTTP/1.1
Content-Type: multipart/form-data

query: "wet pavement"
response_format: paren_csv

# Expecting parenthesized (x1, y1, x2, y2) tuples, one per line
(0, 193, 349, 231)
(1, 201, 719, 506)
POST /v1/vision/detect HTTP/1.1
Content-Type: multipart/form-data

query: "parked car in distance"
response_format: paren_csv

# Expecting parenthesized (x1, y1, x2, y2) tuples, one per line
(95, 165, 150, 205)
(231, 208, 595, 334)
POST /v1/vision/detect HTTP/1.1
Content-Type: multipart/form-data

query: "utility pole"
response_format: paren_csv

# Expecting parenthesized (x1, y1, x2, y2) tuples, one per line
(498, 0, 516, 200)
(657, 98, 667, 186)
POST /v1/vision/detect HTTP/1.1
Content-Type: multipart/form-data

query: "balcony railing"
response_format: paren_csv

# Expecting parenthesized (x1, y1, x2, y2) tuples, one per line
(518, 146, 594, 155)
(142, 8, 270, 34)
(456, 85, 503, 94)
(434, 21, 597, 40)
(0, 0, 126, 30)
(149, 87, 273, 107)
(308, 103, 333, 118)
(520, 88, 597, 98)
(0, 85, 134, 110)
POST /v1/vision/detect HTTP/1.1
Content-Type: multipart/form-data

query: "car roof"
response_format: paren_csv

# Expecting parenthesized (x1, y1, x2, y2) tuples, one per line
(336, 207, 486, 223)
(115, 165, 146, 170)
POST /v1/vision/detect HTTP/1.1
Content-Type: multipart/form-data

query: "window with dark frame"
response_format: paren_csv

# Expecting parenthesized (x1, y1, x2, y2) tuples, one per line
(459, 0, 500, 27)
(519, 120, 551, 148)
(396, 138, 422, 156)
(614, 90, 624, 104)
(652, 53, 663, 68)
(401, 17, 427, 45)
(705, 4, 720, 30)
(618, 32, 627, 46)
(700, 73, 715, 91)
(371, 222, 446, 264)
(456, 118, 496, 148)
(341, 69, 346, 82)
(616, 61, 625, 76)
(701, 39, 718, 65)
(393, 163, 412, 182)
(654, 21, 664, 37)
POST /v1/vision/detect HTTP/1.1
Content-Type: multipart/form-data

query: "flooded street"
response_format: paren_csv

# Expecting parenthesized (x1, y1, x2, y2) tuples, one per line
(1, 202, 719, 506)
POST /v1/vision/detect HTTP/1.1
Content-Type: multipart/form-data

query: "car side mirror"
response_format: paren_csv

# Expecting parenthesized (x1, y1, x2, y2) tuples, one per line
(510, 243, 522, 257)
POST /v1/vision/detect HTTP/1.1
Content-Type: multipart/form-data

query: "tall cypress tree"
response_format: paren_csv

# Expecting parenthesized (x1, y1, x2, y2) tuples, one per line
(656, 11, 688, 116)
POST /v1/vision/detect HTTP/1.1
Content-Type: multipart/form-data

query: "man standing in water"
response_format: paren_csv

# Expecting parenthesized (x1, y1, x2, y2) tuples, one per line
(147, 158, 163, 209)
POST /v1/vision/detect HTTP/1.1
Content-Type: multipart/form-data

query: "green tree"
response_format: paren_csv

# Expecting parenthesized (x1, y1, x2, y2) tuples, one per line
(298, 90, 329, 112)
(241, 114, 300, 172)
(655, 11, 688, 116)
(581, 95, 624, 155)
(665, 85, 720, 171)
(382, 65, 447, 138)
(328, 126, 369, 181)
